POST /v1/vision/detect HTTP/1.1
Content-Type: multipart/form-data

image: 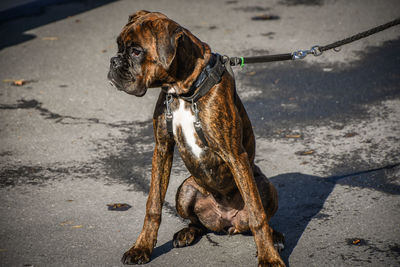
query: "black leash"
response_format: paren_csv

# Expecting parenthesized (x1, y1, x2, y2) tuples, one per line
(229, 17, 400, 66)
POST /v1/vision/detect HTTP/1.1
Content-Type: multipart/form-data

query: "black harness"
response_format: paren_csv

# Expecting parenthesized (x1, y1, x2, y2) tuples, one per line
(164, 53, 229, 147)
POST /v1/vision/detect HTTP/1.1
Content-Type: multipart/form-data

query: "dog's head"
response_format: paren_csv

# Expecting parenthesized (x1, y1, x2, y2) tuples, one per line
(108, 10, 211, 96)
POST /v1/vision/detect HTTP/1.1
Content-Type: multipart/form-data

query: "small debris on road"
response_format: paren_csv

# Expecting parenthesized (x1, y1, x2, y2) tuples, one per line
(344, 132, 358, 138)
(60, 220, 73, 226)
(251, 14, 280, 21)
(285, 134, 301, 138)
(261, 32, 275, 38)
(3, 79, 37, 86)
(107, 203, 132, 211)
(295, 150, 315, 156)
(346, 238, 368, 246)
(13, 80, 25, 86)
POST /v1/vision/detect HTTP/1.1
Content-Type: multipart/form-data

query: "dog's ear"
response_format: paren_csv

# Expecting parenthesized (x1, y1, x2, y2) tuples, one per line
(127, 10, 150, 24)
(155, 22, 207, 70)
(155, 21, 184, 69)
(169, 28, 211, 93)
(150, 18, 211, 93)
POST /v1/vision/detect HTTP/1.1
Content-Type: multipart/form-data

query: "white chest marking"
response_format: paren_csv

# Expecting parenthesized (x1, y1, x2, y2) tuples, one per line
(172, 99, 203, 158)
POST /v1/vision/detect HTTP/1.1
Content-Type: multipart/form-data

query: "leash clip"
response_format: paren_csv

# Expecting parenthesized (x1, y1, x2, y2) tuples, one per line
(292, 45, 323, 60)
(165, 94, 173, 116)
(292, 50, 308, 60)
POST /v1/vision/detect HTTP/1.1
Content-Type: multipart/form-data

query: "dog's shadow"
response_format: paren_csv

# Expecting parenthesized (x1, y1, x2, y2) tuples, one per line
(151, 240, 175, 260)
(151, 169, 400, 266)
(268, 172, 336, 265)
(271, 167, 400, 265)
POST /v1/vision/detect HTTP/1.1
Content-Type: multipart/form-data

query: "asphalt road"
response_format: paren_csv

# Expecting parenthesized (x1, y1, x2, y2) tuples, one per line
(1, 0, 400, 266)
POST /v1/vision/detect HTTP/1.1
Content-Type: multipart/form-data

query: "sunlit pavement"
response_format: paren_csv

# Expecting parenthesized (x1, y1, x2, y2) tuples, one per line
(0, 0, 399, 266)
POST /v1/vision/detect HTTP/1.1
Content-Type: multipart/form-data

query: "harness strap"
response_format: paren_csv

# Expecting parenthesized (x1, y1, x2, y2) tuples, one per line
(165, 53, 226, 147)
(165, 94, 174, 134)
(192, 102, 209, 146)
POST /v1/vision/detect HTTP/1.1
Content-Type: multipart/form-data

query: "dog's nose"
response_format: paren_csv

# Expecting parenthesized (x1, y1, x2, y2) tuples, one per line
(110, 56, 123, 69)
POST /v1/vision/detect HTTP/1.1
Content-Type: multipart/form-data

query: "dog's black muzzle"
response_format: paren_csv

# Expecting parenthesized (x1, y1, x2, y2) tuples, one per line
(108, 55, 132, 90)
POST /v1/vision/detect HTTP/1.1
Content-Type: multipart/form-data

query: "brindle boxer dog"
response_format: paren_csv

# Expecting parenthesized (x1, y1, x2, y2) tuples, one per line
(108, 10, 285, 267)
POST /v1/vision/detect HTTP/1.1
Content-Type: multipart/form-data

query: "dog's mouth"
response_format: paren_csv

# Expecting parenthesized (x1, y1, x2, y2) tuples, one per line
(125, 83, 147, 96)
(107, 71, 147, 97)
(107, 71, 125, 91)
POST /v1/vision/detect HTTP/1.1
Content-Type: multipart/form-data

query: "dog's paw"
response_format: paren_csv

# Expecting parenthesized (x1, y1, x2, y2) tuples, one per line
(121, 247, 151, 265)
(258, 258, 286, 267)
(173, 227, 199, 248)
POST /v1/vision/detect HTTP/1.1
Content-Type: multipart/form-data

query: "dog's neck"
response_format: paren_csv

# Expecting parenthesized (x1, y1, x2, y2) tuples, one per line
(164, 52, 215, 95)
(165, 53, 224, 102)
(162, 29, 212, 95)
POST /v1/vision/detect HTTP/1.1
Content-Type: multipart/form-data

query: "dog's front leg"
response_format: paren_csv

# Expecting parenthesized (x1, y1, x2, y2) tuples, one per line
(225, 152, 285, 267)
(122, 138, 174, 265)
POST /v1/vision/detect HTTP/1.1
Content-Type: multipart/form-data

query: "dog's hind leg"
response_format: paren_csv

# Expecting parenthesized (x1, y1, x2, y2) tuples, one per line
(173, 176, 206, 248)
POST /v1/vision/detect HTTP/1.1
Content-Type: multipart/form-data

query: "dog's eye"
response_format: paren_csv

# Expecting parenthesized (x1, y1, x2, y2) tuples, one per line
(131, 47, 142, 57)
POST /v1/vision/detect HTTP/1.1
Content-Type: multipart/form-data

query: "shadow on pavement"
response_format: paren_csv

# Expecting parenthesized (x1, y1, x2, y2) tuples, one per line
(269, 165, 399, 265)
(0, 0, 117, 50)
(151, 240, 174, 261)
